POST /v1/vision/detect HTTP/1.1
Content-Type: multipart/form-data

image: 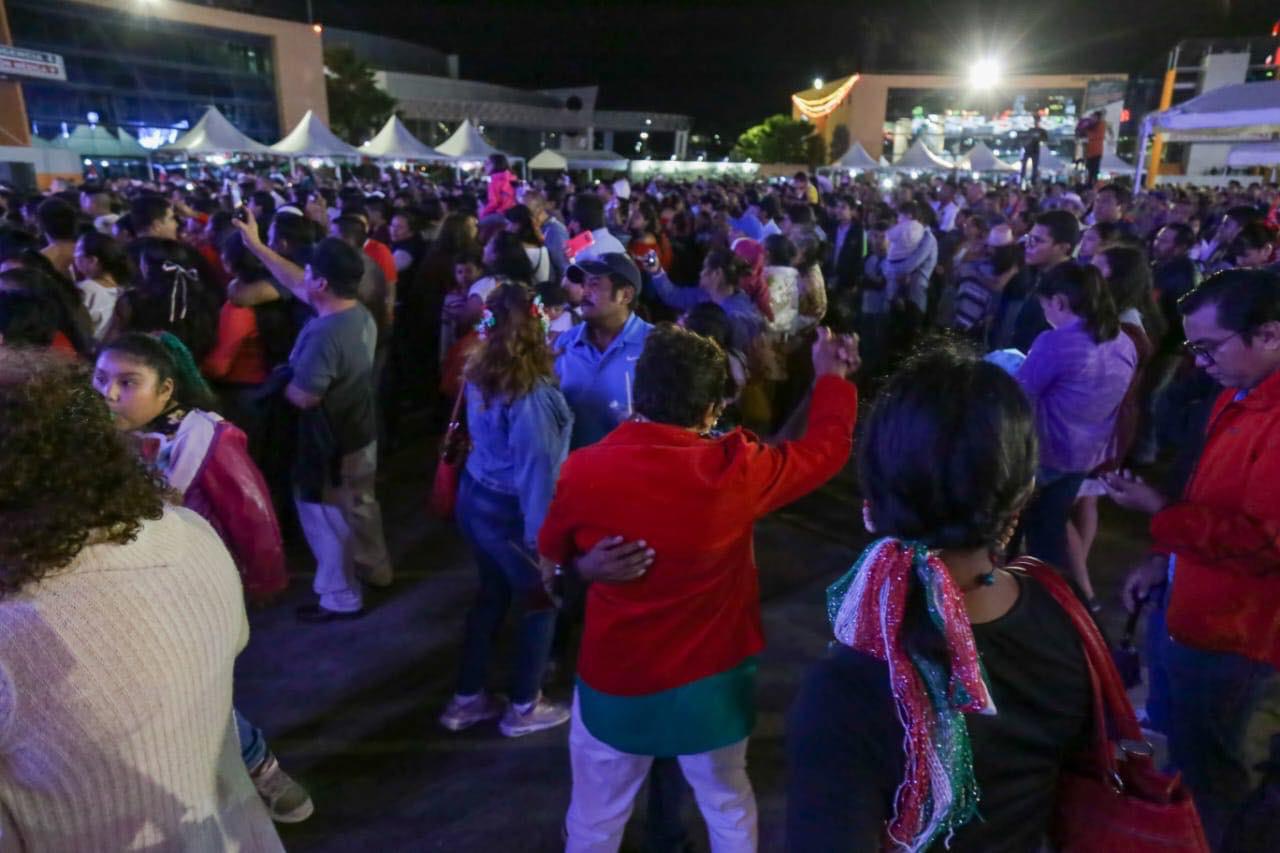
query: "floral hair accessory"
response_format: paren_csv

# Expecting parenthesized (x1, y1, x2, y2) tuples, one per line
(475, 307, 496, 340)
(531, 295, 550, 336)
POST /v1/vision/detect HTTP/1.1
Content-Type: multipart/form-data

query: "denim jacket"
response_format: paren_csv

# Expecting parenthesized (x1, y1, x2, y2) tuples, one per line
(464, 377, 574, 548)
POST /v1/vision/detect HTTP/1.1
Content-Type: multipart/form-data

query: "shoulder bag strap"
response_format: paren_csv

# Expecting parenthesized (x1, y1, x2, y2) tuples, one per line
(1006, 557, 1145, 776)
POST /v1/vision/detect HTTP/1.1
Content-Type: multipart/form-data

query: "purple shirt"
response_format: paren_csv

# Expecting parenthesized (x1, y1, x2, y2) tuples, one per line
(1016, 319, 1137, 472)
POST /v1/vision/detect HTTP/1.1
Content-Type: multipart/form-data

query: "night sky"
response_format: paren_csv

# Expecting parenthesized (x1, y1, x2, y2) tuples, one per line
(251, 0, 1278, 134)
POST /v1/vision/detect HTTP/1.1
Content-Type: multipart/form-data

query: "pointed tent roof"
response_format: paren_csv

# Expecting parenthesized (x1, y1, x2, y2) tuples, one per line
(435, 119, 509, 161)
(67, 124, 127, 157)
(958, 141, 1018, 173)
(1036, 147, 1069, 173)
(831, 141, 879, 170)
(1100, 151, 1133, 174)
(892, 139, 955, 171)
(161, 106, 269, 155)
(527, 148, 629, 171)
(360, 115, 446, 162)
(115, 128, 151, 157)
(270, 110, 361, 158)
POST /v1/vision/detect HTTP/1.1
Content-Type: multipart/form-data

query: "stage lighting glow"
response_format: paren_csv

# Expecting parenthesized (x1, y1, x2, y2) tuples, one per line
(968, 58, 1001, 89)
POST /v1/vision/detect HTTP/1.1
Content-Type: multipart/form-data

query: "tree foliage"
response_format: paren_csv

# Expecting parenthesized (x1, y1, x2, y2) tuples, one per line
(324, 47, 398, 144)
(732, 114, 817, 164)
(829, 125, 851, 161)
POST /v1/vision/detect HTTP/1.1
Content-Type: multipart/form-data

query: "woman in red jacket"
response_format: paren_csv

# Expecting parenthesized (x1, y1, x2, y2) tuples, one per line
(92, 331, 312, 825)
(540, 323, 859, 851)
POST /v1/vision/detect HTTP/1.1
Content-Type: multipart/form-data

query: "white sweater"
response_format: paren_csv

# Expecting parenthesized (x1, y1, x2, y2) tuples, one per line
(0, 507, 282, 852)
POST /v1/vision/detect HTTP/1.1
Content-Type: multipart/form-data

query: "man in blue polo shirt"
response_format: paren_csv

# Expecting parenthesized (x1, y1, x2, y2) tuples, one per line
(555, 252, 652, 449)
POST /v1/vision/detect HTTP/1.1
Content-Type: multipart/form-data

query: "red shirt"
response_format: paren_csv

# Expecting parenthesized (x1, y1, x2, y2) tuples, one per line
(201, 302, 269, 385)
(363, 238, 398, 285)
(539, 375, 858, 695)
(1153, 368, 1280, 666)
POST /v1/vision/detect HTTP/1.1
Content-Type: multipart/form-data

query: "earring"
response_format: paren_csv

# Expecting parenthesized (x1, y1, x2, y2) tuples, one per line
(862, 501, 877, 534)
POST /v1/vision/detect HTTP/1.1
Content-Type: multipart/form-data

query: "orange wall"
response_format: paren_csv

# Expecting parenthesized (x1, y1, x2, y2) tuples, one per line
(52, 0, 328, 132)
(794, 73, 1128, 161)
(0, 0, 33, 147)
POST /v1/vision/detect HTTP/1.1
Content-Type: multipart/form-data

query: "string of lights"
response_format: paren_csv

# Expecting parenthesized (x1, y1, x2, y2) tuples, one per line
(791, 74, 860, 120)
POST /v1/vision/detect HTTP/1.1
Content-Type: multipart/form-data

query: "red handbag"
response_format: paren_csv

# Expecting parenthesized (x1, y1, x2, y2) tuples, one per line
(1009, 557, 1210, 853)
(428, 386, 468, 521)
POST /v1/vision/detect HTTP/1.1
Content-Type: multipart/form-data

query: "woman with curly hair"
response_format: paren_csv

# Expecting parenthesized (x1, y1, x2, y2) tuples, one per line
(438, 281, 575, 738)
(92, 332, 312, 824)
(0, 349, 283, 850)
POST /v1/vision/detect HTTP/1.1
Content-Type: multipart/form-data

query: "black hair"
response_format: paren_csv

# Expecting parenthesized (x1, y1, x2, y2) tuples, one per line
(1229, 221, 1275, 261)
(36, 197, 78, 241)
(505, 204, 543, 246)
(701, 247, 749, 293)
(785, 203, 814, 227)
(764, 233, 796, 267)
(270, 211, 318, 259)
(1160, 222, 1195, 251)
(77, 231, 133, 284)
(250, 190, 277, 218)
(453, 249, 483, 268)
(1179, 268, 1280, 345)
(129, 195, 172, 234)
(860, 341, 1036, 552)
(1035, 209, 1081, 249)
(486, 231, 535, 283)
(1095, 183, 1130, 207)
(332, 214, 369, 248)
(1036, 261, 1120, 343)
(100, 331, 219, 412)
(219, 230, 268, 282)
(632, 322, 728, 429)
(757, 195, 781, 221)
(570, 193, 606, 231)
(0, 290, 58, 346)
(0, 264, 95, 356)
(488, 153, 510, 174)
(1099, 245, 1165, 342)
(536, 280, 568, 308)
(681, 301, 732, 351)
(310, 237, 365, 299)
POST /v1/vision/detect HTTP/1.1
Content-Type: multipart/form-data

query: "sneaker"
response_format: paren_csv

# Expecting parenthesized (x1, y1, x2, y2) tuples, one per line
(499, 694, 570, 738)
(249, 752, 314, 824)
(439, 692, 508, 732)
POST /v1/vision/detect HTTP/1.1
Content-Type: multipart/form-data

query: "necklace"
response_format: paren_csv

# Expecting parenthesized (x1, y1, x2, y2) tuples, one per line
(961, 568, 999, 594)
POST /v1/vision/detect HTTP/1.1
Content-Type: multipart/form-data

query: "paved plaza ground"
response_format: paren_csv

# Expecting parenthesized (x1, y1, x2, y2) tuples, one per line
(234, 432, 1150, 852)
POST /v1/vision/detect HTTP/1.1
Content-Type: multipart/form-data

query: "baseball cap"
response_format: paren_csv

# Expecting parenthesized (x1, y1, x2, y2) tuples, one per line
(572, 252, 642, 291)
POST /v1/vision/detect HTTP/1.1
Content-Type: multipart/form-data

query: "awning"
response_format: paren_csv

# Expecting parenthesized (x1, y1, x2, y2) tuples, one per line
(270, 110, 362, 159)
(527, 147, 629, 171)
(161, 106, 270, 155)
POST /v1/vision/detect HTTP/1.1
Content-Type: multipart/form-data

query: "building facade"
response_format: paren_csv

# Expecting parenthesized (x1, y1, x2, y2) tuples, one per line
(793, 72, 1129, 165)
(5, 0, 326, 147)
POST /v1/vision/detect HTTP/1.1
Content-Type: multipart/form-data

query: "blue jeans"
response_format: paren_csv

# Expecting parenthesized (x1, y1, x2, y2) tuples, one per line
(1148, 592, 1280, 849)
(456, 473, 558, 705)
(235, 707, 268, 772)
(1018, 467, 1086, 573)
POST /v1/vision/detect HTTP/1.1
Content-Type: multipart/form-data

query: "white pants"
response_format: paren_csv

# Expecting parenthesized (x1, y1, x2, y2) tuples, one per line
(295, 442, 391, 612)
(564, 694, 757, 853)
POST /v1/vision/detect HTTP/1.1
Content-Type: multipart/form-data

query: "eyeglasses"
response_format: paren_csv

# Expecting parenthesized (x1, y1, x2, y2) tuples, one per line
(1183, 332, 1242, 364)
(1023, 234, 1052, 246)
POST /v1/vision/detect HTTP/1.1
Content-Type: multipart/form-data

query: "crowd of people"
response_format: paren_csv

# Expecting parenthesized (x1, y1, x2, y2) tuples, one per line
(0, 150, 1277, 851)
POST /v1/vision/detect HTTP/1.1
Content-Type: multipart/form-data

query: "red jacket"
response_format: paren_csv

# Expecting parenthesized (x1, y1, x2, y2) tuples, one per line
(481, 170, 517, 217)
(539, 375, 857, 695)
(141, 411, 287, 604)
(1153, 367, 1280, 666)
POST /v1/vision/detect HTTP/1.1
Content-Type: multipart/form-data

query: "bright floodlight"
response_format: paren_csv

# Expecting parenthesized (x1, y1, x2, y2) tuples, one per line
(812, 77, 824, 90)
(968, 58, 1001, 89)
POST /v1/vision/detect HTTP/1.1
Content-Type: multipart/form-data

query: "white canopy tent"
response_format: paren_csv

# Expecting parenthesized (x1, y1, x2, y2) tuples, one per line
(115, 128, 151, 157)
(161, 106, 270, 156)
(830, 141, 880, 171)
(271, 109, 362, 159)
(1036, 147, 1070, 173)
(1136, 82, 1280, 183)
(67, 124, 127, 158)
(360, 115, 446, 162)
(892, 139, 955, 172)
(1099, 151, 1133, 176)
(527, 148, 629, 171)
(958, 141, 1018, 173)
(1227, 143, 1280, 168)
(434, 118, 520, 164)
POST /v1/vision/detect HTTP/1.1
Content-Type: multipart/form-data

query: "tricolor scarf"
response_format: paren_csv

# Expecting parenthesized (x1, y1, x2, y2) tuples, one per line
(826, 538, 996, 852)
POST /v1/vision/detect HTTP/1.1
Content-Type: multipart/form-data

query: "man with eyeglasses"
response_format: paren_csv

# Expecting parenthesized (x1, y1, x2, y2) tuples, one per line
(1103, 269, 1280, 848)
